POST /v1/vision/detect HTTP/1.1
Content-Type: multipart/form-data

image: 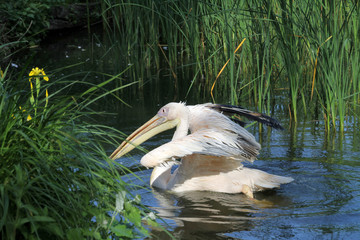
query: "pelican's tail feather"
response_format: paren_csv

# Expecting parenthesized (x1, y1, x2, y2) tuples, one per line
(207, 104, 284, 130)
(238, 167, 293, 194)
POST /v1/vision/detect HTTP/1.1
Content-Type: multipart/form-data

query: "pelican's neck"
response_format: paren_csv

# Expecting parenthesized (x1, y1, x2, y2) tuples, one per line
(172, 107, 190, 141)
(150, 164, 174, 189)
(151, 105, 189, 189)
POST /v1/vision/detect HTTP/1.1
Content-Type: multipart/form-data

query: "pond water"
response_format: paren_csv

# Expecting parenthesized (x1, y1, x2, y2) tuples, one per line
(118, 117, 360, 239)
(21, 27, 360, 239)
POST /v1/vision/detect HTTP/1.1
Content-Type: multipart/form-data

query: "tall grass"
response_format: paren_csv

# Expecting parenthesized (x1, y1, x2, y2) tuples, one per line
(0, 65, 156, 239)
(101, 0, 359, 132)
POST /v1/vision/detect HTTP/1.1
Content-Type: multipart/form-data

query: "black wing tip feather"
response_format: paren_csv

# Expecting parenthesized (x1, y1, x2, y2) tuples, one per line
(208, 104, 284, 130)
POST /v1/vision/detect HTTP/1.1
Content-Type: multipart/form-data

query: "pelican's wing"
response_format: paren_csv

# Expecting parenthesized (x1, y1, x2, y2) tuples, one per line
(205, 103, 284, 130)
(140, 128, 260, 168)
(140, 103, 262, 168)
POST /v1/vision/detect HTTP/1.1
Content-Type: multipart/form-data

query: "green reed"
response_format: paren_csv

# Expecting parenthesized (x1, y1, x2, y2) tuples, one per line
(307, 1, 359, 132)
(101, 0, 359, 133)
(0, 65, 156, 239)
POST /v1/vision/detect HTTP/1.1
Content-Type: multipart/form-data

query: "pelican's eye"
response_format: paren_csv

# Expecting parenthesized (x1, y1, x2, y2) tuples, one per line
(158, 107, 168, 117)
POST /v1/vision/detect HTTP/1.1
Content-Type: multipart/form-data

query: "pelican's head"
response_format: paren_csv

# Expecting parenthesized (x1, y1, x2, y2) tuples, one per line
(110, 102, 187, 160)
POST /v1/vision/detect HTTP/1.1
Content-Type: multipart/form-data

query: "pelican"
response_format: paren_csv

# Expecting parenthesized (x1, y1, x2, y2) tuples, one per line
(110, 102, 293, 198)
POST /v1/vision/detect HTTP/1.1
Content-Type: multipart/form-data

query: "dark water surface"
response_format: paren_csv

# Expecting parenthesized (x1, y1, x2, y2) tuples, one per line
(23, 28, 360, 239)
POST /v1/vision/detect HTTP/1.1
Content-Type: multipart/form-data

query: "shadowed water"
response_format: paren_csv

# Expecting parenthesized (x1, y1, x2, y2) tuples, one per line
(22, 28, 360, 239)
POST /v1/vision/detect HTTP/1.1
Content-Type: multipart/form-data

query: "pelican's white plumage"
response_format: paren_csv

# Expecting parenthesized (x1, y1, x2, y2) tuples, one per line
(110, 102, 293, 197)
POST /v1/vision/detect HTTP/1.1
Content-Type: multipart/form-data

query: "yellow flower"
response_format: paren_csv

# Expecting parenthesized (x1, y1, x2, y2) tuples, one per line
(11, 106, 31, 121)
(29, 67, 49, 82)
(29, 67, 41, 77)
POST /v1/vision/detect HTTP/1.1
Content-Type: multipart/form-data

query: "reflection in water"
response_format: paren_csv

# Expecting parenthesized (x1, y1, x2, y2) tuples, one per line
(148, 187, 292, 239)
(151, 189, 256, 239)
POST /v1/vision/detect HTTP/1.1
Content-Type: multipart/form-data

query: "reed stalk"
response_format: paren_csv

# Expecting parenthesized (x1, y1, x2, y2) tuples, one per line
(100, 0, 359, 133)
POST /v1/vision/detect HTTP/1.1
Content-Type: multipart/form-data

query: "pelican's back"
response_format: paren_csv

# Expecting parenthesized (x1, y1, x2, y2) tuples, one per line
(187, 104, 261, 163)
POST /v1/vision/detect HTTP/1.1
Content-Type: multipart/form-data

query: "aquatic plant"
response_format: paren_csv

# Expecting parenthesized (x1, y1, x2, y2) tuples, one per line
(101, 0, 359, 133)
(0, 65, 156, 239)
(28, 67, 49, 115)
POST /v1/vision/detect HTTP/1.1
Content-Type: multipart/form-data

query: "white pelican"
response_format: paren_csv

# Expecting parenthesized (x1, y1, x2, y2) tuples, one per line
(110, 102, 293, 198)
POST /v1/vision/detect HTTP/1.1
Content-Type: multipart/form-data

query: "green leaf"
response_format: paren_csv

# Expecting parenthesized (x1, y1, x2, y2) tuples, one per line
(111, 224, 134, 238)
(44, 223, 63, 237)
(115, 190, 126, 212)
(83, 229, 101, 239)
(66, 228, 83, 240)
(124, 202, 142, 227)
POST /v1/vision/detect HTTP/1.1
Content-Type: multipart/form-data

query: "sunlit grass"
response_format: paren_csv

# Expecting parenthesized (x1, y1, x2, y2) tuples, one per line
(0, 65, 157, 239)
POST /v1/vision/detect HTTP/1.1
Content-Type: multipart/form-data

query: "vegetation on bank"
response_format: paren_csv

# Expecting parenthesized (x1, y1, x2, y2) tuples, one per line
(0, 0, 100, 61)
(0, 65, 157, 239)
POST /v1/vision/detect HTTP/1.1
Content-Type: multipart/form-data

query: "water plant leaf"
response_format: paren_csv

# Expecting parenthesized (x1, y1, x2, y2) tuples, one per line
(211, 38, 246, 103)
(111, 224, 134, 238)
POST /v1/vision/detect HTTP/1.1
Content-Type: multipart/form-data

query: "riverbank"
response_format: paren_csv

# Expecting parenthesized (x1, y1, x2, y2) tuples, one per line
(1, 2, 100, 65)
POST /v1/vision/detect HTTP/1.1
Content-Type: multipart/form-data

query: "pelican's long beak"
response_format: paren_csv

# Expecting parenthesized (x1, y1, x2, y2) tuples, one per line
(110, 115, 179, 160)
